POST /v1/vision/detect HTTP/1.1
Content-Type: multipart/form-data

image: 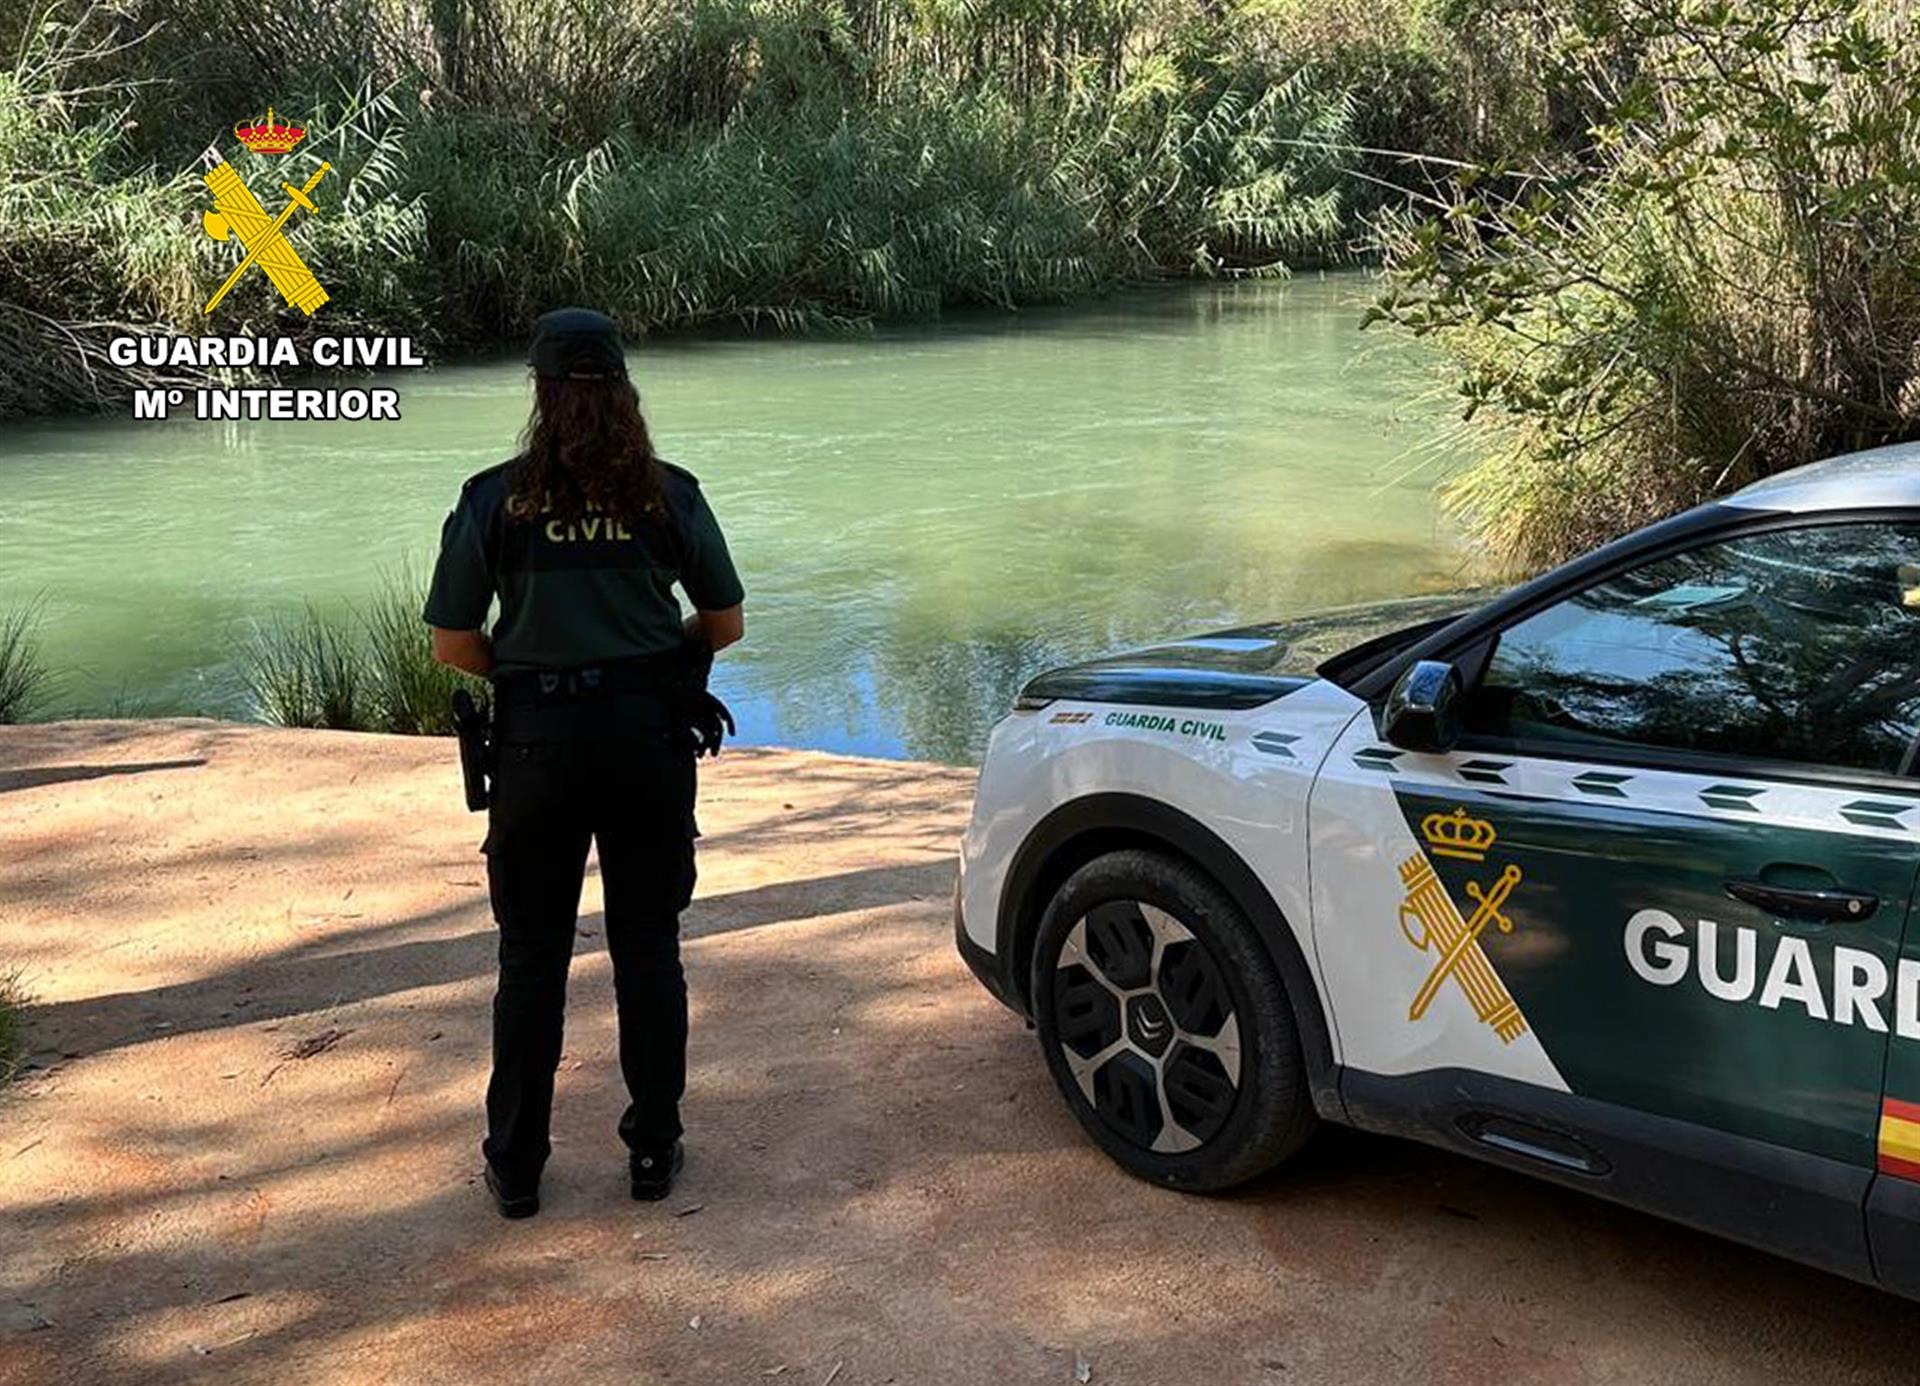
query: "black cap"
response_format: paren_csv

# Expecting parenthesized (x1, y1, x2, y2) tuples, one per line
(529, 307, 626, 380)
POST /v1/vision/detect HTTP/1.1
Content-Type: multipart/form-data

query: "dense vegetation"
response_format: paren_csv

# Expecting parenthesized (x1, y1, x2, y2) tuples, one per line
(2, 0, 1452, 414)
(1372, 0, 1920, 570)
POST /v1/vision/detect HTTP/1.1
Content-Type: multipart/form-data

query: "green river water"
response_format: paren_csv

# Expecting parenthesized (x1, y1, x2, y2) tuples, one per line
(0, 277, 1466, 763)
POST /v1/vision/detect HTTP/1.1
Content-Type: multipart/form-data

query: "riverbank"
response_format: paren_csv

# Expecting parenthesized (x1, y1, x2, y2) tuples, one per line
(6, 718, 1920, 1384)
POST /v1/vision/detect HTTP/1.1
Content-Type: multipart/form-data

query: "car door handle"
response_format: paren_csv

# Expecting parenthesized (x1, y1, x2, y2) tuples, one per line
(1723, 877, 1879, 923)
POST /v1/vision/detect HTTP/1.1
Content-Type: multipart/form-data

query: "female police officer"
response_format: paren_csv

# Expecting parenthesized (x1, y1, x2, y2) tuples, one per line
(424, 308, 744, 1218)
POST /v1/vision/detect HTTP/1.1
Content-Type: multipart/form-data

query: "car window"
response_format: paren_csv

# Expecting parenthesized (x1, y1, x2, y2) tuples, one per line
(1460, 521, 1920, 776)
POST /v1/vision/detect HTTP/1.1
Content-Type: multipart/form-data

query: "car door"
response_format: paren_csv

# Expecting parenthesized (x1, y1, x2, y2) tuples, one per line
(1309, 516, 1920, 1282)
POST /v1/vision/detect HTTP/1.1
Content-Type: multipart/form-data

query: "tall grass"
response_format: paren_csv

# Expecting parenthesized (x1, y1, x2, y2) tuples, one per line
(242, 570, 478, 733)
(0, 602, 50, 723)
(362, 565, 479, 734)
(244, 604, 369, 730)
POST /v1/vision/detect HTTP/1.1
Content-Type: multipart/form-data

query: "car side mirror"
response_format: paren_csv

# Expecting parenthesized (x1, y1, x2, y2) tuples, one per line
(1382, 659, 1462, 753)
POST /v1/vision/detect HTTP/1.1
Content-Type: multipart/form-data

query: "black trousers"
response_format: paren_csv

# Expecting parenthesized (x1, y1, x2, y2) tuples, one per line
(481, 697, 698, 1185)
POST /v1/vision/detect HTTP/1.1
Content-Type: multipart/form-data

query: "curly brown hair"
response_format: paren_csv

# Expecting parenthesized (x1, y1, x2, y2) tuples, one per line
(506, 376, 669, 527)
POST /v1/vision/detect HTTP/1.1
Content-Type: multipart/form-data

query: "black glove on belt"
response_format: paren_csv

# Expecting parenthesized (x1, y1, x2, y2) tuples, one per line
(687, 689, 735, 758)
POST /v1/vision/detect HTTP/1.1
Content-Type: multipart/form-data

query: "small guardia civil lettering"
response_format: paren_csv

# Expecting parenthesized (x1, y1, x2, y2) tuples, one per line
(1101, 711, 1228, 742)
(115, 109, 427, 422)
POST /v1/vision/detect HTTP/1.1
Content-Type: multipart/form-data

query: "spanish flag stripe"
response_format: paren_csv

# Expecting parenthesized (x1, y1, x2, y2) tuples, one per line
(1878, 1111, 1920, 1167)
(1882, 1096, 1920, 1126)
(1879, 1151, 1920, 1183)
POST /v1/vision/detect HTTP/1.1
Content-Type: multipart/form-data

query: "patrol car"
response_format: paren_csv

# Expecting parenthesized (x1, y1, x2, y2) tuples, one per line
(956, 444, 1920, 1295)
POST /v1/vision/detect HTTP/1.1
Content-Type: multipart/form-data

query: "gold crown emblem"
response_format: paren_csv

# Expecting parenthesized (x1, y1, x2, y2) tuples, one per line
(1421, 807, 1497, 862)
(234, 107, 305, 155)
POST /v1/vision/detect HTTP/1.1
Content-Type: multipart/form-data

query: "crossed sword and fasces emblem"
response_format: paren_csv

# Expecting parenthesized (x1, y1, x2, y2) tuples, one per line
(1397, 808, 1527, 1043)
(198, 148, 332, 315)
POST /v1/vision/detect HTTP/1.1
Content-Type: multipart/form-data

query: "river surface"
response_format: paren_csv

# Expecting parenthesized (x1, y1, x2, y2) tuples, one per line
(0, 277, 1466, 763)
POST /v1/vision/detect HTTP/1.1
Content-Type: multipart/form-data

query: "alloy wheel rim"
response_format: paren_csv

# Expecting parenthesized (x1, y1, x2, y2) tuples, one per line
(1052, 901, 1242, 1154)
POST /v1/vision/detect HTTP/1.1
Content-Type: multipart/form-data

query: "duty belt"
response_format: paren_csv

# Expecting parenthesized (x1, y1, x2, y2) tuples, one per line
(492, 654, 695, 706)
(486, 646, 734, 757)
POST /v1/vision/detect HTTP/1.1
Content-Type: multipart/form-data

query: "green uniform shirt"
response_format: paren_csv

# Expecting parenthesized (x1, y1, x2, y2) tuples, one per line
(422, 459, 744, 673)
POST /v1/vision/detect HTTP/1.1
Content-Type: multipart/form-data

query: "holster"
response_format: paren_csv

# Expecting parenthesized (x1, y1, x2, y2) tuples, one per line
(450, 687, 492, 812)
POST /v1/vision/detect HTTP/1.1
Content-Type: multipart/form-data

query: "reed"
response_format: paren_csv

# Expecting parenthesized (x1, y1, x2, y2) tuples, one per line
(1372, 0, 1920, 572)
(240, 572, 480, 734)
(0, 602, 50, 724)
(242, 604, 370, 730)
(362, 565, 479, 735)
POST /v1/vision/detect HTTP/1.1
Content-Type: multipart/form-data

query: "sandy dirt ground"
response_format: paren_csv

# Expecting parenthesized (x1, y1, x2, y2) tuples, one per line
(3, 720, 1920, 1385)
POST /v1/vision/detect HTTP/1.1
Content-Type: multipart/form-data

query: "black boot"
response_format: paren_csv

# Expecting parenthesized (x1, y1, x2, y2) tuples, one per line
(485, 1163, 541, 1219)
(630, 1142, 684, 1202)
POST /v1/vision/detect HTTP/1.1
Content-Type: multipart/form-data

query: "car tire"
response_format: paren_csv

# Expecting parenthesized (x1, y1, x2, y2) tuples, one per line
(1031, 849, 1316, 1191)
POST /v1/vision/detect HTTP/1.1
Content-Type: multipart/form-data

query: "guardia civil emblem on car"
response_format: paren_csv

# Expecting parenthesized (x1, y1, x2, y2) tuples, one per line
(954, 443, 1920, 1299)
(1397, 809, 1525, 1042)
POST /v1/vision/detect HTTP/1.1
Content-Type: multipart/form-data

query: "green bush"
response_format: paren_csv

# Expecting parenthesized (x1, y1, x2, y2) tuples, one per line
(0, 602, 50, 723)
(1371, 0, 1920, 572)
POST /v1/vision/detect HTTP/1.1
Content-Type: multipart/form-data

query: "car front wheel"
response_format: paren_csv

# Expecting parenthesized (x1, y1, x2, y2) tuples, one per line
(1031, 849, 1316, 1190)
